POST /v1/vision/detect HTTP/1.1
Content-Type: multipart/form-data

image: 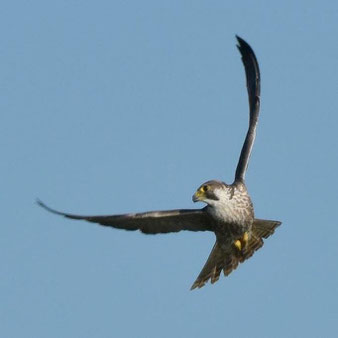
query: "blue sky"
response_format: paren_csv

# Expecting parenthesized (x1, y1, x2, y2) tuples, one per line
(2, 1, 338, 337)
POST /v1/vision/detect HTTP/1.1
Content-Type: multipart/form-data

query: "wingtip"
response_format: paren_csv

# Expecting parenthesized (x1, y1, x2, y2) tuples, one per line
(190, 281, 199, 290)
(36, 198, 62, 216)
(190, 283, 200, 291)
(36, 198, 48, 210)
(36, 198, 45, 208)
(190, 280, 206, 290)
(235, 34, 243, 43)
(235, 35, 252, 52)
(272, 220, 282, 227)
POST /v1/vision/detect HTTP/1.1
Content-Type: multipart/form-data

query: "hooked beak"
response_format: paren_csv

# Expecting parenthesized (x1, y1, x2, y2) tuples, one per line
(192, 190, 203, 203)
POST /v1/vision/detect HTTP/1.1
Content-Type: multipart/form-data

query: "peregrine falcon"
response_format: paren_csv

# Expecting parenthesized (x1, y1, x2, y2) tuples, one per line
(38, 36, 281, 290)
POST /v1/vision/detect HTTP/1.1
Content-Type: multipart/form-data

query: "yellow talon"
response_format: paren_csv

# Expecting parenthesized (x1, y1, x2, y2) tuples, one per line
(234, 240, 242, 251)
(234, 232, 249, 251)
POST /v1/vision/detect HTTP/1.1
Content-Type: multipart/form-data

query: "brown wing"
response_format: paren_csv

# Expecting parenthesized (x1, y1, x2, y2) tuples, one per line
(235, 36, 261, 182)
(37, 200, 213, 234)
(191, 239, 238, 290)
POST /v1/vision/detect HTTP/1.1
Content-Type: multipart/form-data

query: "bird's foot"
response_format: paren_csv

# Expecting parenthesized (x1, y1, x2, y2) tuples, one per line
(234, 232, 249, 251)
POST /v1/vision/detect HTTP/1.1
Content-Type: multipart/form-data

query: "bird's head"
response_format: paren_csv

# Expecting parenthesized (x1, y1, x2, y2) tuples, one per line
(192, 180, 232, 207)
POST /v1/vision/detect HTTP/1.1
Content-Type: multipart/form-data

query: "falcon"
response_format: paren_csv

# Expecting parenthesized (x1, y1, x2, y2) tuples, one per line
(38, 36, 281, 290)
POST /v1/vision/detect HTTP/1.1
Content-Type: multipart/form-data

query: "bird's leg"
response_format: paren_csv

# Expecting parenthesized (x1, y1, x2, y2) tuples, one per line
(234, 239, 242, 251)
(234, 232, 249, 252)
(242, 231, 249, 247)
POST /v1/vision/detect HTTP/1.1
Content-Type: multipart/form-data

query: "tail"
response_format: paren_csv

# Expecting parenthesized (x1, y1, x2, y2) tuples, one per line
(190, 218, 281, 290)
(240, 218, 282, 262)
(252, 219, 281, 239)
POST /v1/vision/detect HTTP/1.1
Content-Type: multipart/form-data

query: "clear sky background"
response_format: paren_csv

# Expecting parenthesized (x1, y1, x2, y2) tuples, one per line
(2, 1, 338, 337)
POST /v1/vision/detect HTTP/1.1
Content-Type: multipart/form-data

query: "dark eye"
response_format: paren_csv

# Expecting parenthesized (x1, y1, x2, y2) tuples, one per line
(202, 185, 209, 192)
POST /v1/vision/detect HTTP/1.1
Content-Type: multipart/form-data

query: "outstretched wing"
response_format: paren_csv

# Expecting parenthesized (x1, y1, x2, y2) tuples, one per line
(37, 200, 213, 234)
(235, 36, 261, 182)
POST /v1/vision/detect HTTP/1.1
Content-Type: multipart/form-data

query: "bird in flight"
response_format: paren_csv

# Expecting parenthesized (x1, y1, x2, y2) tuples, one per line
(38, 36, 281, 290)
